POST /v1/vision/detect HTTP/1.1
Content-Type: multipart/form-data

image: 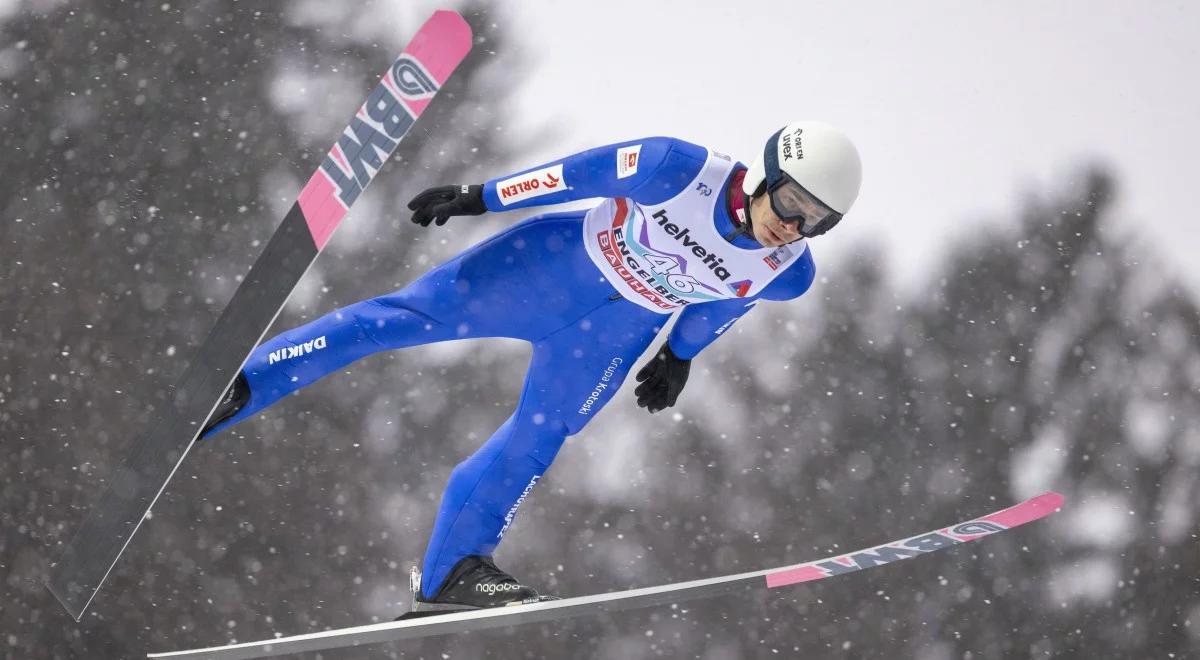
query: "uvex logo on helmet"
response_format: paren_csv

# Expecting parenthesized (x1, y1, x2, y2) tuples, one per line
(781, 127, 804, 161)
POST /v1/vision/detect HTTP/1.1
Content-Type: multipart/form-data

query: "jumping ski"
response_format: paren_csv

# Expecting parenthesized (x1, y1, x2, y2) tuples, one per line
(148, 491, 1064, 659)
(44, 10, 474, 621)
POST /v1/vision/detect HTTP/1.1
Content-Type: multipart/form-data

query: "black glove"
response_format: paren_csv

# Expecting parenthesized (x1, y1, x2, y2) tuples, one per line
(634, 343, 691, 414)
(407, 184, 487, 227)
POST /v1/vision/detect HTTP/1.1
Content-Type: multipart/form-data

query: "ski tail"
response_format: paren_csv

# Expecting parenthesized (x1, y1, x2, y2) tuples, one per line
(44, 10, 473, 621)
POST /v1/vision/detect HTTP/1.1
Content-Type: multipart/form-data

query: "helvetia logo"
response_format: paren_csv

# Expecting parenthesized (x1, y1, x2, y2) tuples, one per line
(267, 336, 328, 365)
(650, 209, 731, 281)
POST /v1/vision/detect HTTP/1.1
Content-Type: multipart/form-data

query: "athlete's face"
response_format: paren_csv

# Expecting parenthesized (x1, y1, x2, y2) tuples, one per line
(749, 192, 803, 247)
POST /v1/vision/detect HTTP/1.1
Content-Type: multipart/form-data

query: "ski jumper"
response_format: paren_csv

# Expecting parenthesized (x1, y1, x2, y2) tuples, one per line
(204, 137, 817, 598)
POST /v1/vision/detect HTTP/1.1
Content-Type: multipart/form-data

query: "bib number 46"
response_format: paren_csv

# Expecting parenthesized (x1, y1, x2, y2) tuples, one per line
(645, 253, 699, 293)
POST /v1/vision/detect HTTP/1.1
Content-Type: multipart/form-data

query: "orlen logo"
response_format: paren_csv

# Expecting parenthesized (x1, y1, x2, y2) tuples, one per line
(268, 336, 328, 365)
(616, 144, 641, 179)
(495, 164, 565, 206)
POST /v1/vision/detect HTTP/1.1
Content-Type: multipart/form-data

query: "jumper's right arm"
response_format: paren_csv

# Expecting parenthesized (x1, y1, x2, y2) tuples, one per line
(480, 136, 706, 211)
(408, 137, 707, 226)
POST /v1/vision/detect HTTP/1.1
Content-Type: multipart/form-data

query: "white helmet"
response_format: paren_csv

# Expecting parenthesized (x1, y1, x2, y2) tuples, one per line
(743, 121, 862, 236)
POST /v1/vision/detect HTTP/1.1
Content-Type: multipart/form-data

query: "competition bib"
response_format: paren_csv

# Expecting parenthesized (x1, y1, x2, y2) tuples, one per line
(583, 149, 806, 314)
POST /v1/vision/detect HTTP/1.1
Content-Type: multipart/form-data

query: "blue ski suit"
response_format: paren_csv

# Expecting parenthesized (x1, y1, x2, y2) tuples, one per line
(206, 137, 816, 598)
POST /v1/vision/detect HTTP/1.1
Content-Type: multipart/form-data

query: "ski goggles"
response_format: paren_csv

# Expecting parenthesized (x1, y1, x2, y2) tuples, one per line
(762, 127, 844, 237)
(766, 175, 843, 237)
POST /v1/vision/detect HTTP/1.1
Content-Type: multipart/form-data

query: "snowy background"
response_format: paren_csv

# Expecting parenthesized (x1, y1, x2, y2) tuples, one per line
(2, 1, 1198, 658)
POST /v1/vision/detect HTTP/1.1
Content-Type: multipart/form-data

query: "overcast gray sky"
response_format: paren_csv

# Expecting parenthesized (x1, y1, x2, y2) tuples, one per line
(498, 1, 1200, 294)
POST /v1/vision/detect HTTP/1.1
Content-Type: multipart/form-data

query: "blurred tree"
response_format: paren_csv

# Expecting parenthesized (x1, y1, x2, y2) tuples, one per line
(0, 1, 533, 657)
(864, 170, 1200, 658)
(588, 168, 1199, 659)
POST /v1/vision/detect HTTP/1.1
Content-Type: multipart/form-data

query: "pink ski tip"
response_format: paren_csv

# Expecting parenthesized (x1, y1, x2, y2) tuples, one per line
(404, 10, 473, 85)
(430, 9, 473, 42)
(1036, 491, 1065, 510)
(983, 491, 1065, 529)
(763, 492, 1066, 590)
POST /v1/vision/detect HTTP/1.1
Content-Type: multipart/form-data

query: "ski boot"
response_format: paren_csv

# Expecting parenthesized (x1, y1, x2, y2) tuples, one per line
(397, 555, 557, 620)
